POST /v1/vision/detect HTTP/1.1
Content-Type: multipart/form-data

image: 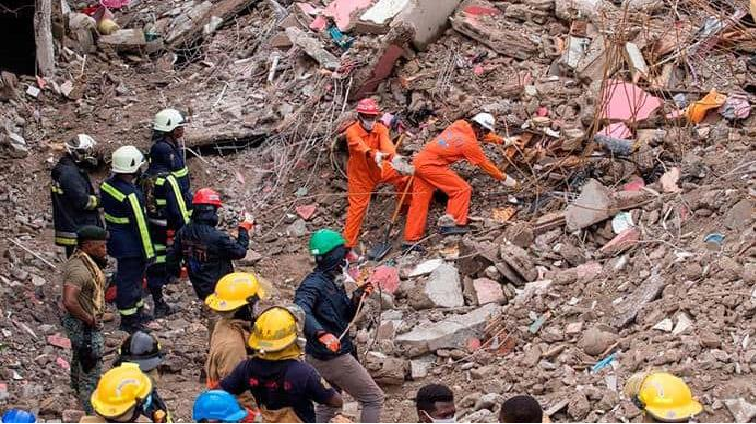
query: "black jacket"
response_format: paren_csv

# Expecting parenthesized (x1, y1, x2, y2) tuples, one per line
(50, 155, 102, 246)
(295, 256, 359, 360)
(167, 207, 248, 300)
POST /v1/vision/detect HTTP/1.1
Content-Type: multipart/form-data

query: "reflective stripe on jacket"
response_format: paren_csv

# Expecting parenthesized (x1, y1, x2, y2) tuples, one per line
(100, 176, 155, 259)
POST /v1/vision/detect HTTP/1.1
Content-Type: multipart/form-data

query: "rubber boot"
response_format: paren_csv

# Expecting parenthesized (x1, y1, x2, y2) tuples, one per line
(439, 225, 470, 236)
(119, 314, 144, 333)
(150, 286, 174, 319)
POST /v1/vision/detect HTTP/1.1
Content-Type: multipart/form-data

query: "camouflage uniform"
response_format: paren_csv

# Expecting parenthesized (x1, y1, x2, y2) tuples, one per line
(62, 313, 105, 413)
(60, 250, 107, 414)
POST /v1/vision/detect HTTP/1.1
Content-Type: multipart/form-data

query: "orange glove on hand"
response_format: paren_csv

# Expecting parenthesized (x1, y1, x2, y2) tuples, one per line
(318, 333, 341, 353)
(238, 212, 255, 231)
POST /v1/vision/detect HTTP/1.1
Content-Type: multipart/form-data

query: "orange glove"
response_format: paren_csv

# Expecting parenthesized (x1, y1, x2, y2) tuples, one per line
(238, 212, 255, 231)
(318, 333, 341, 352)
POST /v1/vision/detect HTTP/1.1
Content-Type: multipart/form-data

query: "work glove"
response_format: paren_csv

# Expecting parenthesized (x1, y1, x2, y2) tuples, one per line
(373, 151, 385, 166)
(390, 155, 415, 176)
(354, 282, 374, 299)
(318, 332, 341, 353)
(79, 329, 99, 373)
(238, 212, 255, 232)
(503, 175, 521, 190)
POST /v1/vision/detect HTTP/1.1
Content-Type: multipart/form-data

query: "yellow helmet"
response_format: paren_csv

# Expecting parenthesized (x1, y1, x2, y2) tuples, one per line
(248, 307, 298, 353)
(205, 272, 265, 312)
(91, 363, 153, 418)
(625, 372, 703, 422)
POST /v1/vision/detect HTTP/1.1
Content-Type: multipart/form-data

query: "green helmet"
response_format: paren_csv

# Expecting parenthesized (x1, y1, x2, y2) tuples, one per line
(309, 229, 345, 256)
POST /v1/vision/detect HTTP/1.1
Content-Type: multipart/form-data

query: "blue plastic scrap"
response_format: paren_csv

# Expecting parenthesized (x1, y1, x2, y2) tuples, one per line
(591, 352, 617, 374)
(328, 26, 354, 50)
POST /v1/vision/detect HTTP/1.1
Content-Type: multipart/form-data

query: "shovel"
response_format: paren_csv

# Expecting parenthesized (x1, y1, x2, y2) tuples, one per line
(367, 174, 414, 261)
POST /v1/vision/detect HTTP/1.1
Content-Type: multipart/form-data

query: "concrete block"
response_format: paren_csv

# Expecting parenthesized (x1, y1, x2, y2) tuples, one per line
(472, 278, 505, 305)
(565, 178, 615, 231)
(449, 1, 537, 59)
(392, 0, 463, 50)
(360, 0, 409, 25)
(425, 263, 464, 308)
(395, 303, 499, 356)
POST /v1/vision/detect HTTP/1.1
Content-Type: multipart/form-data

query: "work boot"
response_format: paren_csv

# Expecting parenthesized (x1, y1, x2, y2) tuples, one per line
(138, 306, 154, 324)
(401, 243, 426, 254)
(439, 225, 470, 236)
(119, 314, 145, 333)
(153, 298, 174, 319)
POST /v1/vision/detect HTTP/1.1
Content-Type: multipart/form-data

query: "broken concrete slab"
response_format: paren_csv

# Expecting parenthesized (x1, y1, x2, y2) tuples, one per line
(600, 227, 640, 255)
(286, 27, 341, 70)
(513, 279, 552, 305)
(610, 271, 665, 329)
(555, 0, 617, 21)
(566, 179, 615, 231)
(472, 278, 505, 305)
(360, 0, 408, 27)
(393, 0, 464, 50)
(500, 244, 538, 282)
(450, 1, 537, 60)
(98, 28, 147, 50)
(723, 199, 753, 230)
(395, 303, 499, 356)
(365, 351, 407, 385)
(724, 398, 756, 423)
(425, 263, 464, 308)
(601, 79, 663, 122)
(409, 259, 444, 277)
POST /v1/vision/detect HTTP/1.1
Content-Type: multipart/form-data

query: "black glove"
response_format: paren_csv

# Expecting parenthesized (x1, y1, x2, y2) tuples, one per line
(79, 328, 99, 373)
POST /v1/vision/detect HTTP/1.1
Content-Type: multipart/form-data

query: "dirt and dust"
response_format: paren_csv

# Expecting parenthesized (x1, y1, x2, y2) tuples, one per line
(1, 0, 755, 422)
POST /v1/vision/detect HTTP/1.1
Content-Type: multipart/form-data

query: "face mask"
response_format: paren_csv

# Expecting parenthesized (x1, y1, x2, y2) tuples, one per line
(341, 259, 356, 285)
(360, 117, 376, 131)
(422, 411, 455, 423)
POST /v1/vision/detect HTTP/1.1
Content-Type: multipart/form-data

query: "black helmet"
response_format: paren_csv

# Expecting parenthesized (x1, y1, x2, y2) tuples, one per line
(116, 331, 164, 372)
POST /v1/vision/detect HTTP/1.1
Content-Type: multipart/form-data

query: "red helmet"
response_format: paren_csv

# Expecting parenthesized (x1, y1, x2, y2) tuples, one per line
(356, 98, 380, 116)
(193, 188, 222, 207)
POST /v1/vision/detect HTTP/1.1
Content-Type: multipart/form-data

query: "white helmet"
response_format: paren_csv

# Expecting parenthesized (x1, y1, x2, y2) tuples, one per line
(111, 146, 145, 174)
(152, 108, 185, 132)
(472, 112, 496, 132)
(65, 134, 98, 166)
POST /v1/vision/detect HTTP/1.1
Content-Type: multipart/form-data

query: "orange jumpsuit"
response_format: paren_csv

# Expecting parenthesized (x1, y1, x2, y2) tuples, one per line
(343, 121, 409, 248)
(404, 120, 505, 243)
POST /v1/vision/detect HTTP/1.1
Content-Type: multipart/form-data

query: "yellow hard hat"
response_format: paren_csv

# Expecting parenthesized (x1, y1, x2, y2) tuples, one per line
(205, 272, 264, 312)
(625, 372, 703, 422)
(248, 307, 298, 352)
(90, 363, 153, 418)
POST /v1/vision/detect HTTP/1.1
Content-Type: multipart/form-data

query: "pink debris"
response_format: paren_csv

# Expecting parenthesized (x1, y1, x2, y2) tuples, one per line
(535, 106, 549, 117)
(601, 228, 641, 254)
(601, 80, 662, 122)
(47, 334, 72, 350)
(309, 15, 327, 32)
(295, 204, 317, 220)
(463, 5, 501, 16)
(296, 2, 319, 15)
(597, 122, 632, 139)
(623, 175, 645, 191)
(56, 357, 70, 370)
(473, 64, 485, 76)
(575, 261, 603, 281)
(368, 265, 400, 294)
(719, 93, 751, 120)
(323, 0, 373, 31)
(465, 337, 481, 353)
(472, 278, 504, 305)
(100, 0, 129, 8)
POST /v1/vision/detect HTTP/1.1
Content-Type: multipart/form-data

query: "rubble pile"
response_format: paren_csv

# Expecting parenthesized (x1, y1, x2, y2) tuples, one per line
(0, 0, 755, 421)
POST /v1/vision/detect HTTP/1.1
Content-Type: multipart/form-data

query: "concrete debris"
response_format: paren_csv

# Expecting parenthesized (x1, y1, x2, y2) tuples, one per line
(724, 398, 756, 423)
(471, 278, 505, 305)
(450, 1, 537, 60)
(579, 326, 616, 356)
(424, 263, 464, 308)
(610, 271, 665, 329)
(566, 179, 614, 231)
(365, 351, 407, 385)
(723, 199, 753, 230)
(408, 259, 444, 277)
(285, 27, 341, 70)
(285, 218, 308, 237)
(395, 303, 499, 356)
(652, 318, 674, 332)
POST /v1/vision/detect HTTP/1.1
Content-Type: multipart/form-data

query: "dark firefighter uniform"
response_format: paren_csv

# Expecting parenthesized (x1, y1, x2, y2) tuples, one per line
(100, 176, 154, 330)
(150, 136, 191, 202)
(51, 156, 102, 256)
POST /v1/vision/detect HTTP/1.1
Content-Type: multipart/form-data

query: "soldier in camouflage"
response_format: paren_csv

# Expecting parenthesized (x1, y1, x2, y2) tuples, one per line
(60, 226, 109, 414)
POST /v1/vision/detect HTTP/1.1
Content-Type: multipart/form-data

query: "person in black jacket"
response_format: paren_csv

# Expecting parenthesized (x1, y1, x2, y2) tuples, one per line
(51, 134, 103, 257)
(167, 188, 253, 301)
(150, 108, 191, 201)
(294, 229, 383, 423)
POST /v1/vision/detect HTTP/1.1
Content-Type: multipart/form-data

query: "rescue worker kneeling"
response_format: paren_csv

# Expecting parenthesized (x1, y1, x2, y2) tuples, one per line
(221, 307, 342, 423)
(83, 363, 171, 423)
(204, 272, 264, 416)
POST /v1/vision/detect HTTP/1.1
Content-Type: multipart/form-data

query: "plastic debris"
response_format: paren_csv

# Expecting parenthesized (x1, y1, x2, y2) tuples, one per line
(703, 232, 725, 249)
(612, 212, 635, 234)
(685, 89, 727, 123)
(529, 312, 548, 334)
(328, 25, 354, 49)
(719, 94, 751, 120)
(591, 352, 617, 373)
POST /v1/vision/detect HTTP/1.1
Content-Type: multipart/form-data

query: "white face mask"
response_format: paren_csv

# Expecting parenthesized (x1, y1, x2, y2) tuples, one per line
(422, 411, 455, 423)
(341, 259, 356, 285)
(360, 117, 376, 131)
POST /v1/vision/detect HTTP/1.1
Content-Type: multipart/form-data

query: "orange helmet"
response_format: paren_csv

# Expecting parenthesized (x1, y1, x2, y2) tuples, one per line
(192, 188, 222, 207)
(356, 99, 380, 116)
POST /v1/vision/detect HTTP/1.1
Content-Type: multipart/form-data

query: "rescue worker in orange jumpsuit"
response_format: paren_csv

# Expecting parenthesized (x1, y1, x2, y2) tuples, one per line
(403, 113, 520, 252)
(343, 98, 410, 250)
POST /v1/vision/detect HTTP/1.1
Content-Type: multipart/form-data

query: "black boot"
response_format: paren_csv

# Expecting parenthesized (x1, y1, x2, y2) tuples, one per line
(401, 243, 427, 254)
(439, 225, 470, 236)
(150, 286, 174, 319)
(119, 314, 144, 333)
